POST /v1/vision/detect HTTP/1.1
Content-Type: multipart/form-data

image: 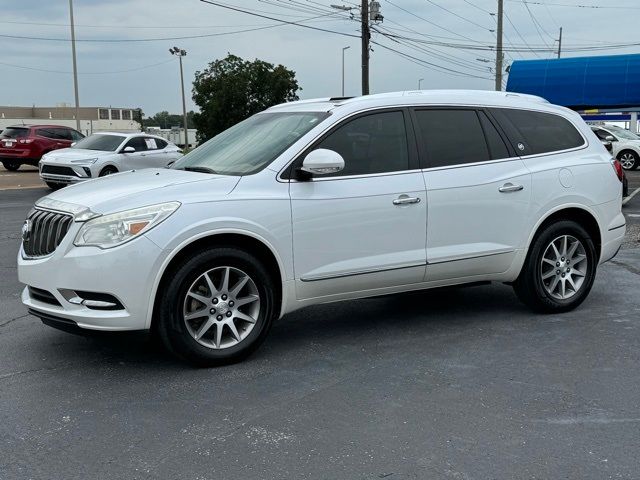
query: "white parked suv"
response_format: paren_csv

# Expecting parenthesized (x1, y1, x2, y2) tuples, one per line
(590, 124, 640, 170)
(18, 90, 626, 366)
(39, 132, 182, 189)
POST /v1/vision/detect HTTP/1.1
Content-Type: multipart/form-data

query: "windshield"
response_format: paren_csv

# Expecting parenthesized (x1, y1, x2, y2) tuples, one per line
(72, 134, 125, 151)
(172, 112, 329, 175)
(606, 125, 640, 141)
(1, 127, 29, 139)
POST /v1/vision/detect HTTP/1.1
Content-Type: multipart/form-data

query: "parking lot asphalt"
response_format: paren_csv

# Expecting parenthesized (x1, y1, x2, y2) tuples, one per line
(0, 165, 42, 190)
(1, 184, 640, 479)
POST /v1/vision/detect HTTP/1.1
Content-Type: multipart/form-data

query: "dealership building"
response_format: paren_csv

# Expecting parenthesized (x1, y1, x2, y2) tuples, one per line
(0, 104, 141, 136)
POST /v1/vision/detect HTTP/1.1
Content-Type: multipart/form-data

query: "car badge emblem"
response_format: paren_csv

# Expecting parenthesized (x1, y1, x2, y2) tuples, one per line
(21, 220, 31, 243)
(517, 143, 525, 151)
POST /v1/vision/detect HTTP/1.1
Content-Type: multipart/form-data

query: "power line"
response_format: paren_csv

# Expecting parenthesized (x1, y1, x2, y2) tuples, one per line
(503, 10, 541, 58)
(372, 39, 493, 80)
(0, 10, 354, 43)
(385, 0, 490, 44)
(511, 0, 640, 9)
(422, 0, 494, 31)
(521, 0, 554, 47)
(0, 59, 174, 75)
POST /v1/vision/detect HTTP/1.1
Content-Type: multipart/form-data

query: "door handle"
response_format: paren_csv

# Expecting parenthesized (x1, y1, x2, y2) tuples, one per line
(499, 183, 524, 193)
(393, 195, 421, 205)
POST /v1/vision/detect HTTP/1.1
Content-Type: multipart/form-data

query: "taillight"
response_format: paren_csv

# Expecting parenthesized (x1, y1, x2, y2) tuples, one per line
(611, 159, 623, 182)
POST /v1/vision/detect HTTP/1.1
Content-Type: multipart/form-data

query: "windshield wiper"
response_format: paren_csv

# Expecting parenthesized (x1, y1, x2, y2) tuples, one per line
(179, 166, 219, 174)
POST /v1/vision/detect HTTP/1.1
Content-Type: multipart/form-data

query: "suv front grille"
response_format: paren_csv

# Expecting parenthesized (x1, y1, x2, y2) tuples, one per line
(23, 209, 74, 257)
(41, 165, 78, 177)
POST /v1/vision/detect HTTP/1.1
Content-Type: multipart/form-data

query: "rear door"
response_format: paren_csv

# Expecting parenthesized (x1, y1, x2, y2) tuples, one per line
(413, 107, 532, 281)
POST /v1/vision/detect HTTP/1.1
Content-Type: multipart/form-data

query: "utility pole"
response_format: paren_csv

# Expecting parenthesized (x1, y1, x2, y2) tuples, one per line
(495, 0, 504, 91)
(557, 27, 563, 58)
(418, 78, 424, 90)
(342, 46, 350, 96)
(69, 0, 80, 131)
(361, 0, 370, 95)
(169, 47, 189, 149)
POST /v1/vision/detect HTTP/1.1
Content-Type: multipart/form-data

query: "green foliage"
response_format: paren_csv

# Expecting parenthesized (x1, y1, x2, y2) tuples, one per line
(144, 111, 195, 129)
(191, 54, 300, 143)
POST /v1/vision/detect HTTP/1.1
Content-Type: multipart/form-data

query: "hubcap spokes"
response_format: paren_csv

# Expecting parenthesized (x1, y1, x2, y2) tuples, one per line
(541, 235, 588, 300)
(620, 154, 635, 169)
(183, 266, 260, 349)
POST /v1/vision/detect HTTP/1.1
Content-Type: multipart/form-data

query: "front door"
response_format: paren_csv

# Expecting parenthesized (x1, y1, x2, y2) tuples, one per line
(289, 109, 427, 300)
(412, 108, 532, 281)
(120, 137, 150, 170)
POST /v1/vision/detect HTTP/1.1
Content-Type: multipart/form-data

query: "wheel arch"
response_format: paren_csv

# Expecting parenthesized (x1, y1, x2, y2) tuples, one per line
(525, 205, 602, 264)
(147, 230, 285, 330)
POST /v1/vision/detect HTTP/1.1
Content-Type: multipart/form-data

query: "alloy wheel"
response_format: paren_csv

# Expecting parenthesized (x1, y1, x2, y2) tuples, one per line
(183, 266, 261, 349)
(619, 152, 637, 170)
(540, 235, 588, 300)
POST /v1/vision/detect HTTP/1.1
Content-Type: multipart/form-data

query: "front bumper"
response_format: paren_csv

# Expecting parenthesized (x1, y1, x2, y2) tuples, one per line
(39, 162, 93, 185)
(18, 227, 165, 331)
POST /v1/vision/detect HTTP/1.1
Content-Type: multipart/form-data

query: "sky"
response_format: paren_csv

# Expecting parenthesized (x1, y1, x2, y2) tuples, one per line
(1, 0, 639, 116)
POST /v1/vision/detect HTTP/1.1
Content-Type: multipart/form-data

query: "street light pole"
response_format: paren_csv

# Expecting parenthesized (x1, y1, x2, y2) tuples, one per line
(170, 47, 189, 149)
(342, 46, 350, 96)
(69, 0, 80, 131)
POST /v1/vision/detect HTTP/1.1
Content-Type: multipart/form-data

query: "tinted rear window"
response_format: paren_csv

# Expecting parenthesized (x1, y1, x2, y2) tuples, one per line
(493, 109, 585, 155)
(1, 127, 29, 139)
(414, 109, 490, 168)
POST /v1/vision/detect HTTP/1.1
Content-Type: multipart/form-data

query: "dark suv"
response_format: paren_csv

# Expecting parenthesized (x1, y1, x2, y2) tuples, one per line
(0, 125, 84, 171)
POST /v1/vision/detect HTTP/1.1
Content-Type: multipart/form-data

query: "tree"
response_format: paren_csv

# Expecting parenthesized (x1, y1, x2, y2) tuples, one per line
(144, 111, 196, 129)
(192, 54, 300, 142)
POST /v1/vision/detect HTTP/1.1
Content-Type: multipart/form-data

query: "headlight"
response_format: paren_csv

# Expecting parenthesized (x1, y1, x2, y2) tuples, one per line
(74, 202, 180, 249)
(70, 158, 98, 165)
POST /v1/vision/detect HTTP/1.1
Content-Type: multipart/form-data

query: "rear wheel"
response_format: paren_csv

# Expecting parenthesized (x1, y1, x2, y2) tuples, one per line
(156, 247, 277, 366)
(514, 220, 597, 313)
(99, 166, 118, 177)
(45, 182, 64, 190)
(2, 161, 19, 171)
(617, 150, 639, 170)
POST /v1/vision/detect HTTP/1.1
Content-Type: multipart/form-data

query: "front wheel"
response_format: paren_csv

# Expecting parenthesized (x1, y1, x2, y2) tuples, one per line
(513, 220, 598, 313)
(99, 166, 118, 177)
(2, 161, 20, 171)
(45, 181, 64, 190)
(156, 247, 277, 366)
(617, 151, 639, 170)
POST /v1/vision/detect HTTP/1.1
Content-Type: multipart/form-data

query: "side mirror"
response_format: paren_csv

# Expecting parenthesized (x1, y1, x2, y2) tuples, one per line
(122, 146, 135, 153)
(605, 135, 616, 142)
(300, 149, 345, 176)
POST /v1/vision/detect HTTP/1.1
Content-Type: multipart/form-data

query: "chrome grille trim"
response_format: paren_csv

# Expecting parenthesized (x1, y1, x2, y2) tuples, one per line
(23, 208, 74, 258)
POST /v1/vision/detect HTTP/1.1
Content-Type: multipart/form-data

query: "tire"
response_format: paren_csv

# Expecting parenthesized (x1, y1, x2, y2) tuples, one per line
(2, 161, 19, 171)
(617, 150, 639, 170)
(156, 247, 277, 367)
(99, 166, 118, 177)
(513, 220, 598, 313)
(46, 182, 64, 190)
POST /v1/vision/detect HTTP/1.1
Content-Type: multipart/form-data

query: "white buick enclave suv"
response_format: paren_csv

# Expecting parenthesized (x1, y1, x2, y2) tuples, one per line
(18, 90, 626, 366)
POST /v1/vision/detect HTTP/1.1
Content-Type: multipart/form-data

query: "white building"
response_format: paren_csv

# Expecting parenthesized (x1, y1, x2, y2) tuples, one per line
(0, 104, 141, 137)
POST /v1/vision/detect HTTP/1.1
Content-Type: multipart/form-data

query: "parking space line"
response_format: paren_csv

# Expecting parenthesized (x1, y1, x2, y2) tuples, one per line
(623, 187, 640, 206)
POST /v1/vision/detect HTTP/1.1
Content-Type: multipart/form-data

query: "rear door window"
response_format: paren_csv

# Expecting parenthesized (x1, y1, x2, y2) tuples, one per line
(413, 109, 490, 168)
(491, 108, 585, 155)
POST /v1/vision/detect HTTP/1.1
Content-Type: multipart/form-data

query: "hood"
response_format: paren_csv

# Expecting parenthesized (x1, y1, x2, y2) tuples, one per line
(41, 148, 112, 163)
(39, 168, 240, 214)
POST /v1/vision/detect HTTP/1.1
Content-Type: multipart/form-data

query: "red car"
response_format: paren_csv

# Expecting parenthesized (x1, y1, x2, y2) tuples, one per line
(0, 125, 84, 171)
